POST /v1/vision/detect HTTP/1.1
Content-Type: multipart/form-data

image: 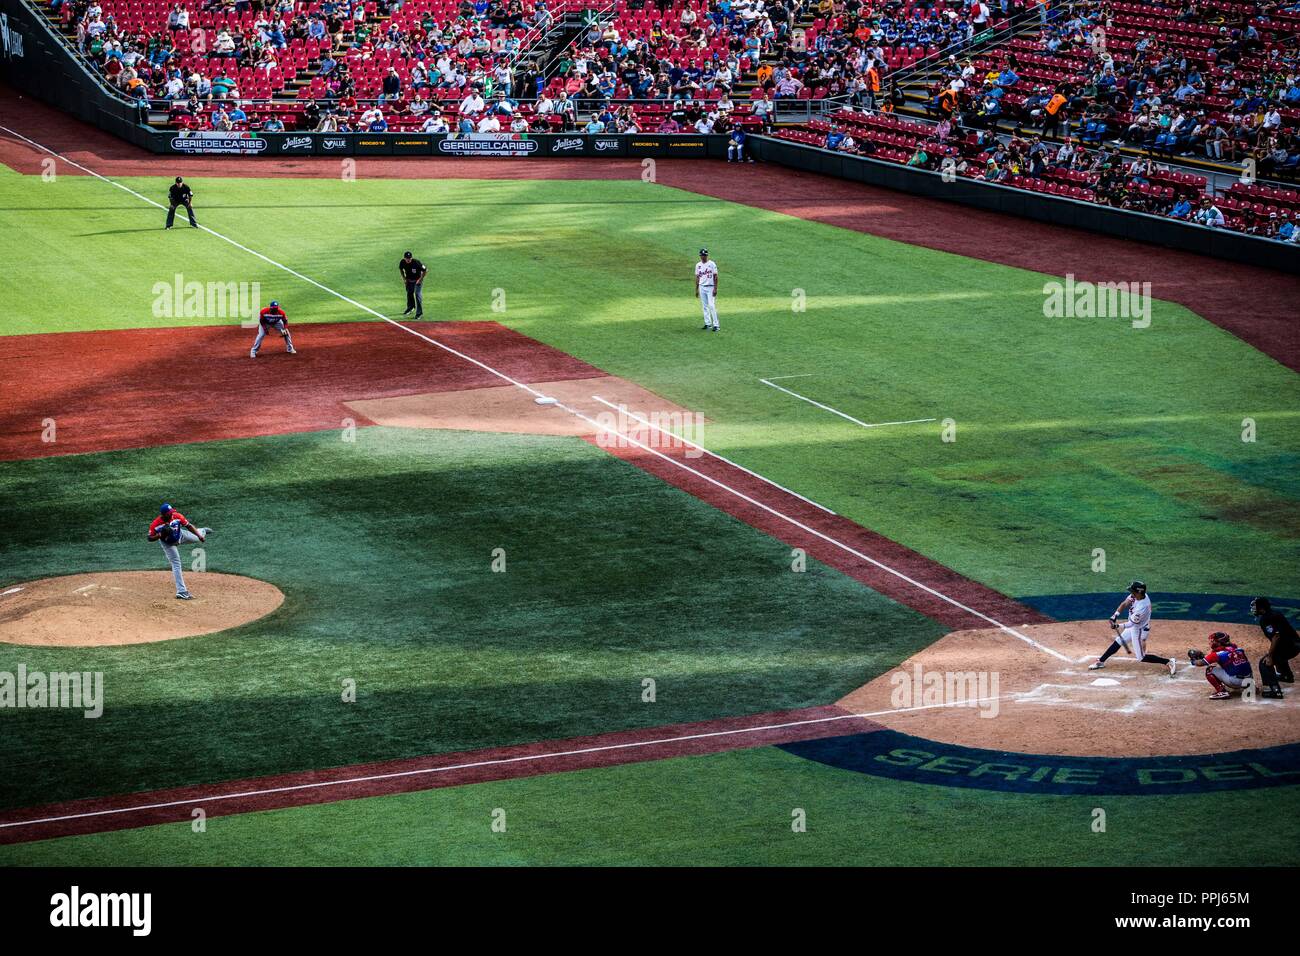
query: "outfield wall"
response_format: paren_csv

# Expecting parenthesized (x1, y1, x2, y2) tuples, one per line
(750, 135, 1298, 274)
(158, 130, 730, 159)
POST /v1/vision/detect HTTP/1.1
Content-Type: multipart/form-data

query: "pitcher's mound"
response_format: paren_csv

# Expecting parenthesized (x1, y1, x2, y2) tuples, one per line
(0, 572, 284, 647)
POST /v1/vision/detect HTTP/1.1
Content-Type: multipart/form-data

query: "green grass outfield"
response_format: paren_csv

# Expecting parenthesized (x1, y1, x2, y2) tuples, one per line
(0, 427, 942, 809)
(4, 746, 1297, 866)
(3, 167, 1296, 600)
(3, 166, 1298, 866)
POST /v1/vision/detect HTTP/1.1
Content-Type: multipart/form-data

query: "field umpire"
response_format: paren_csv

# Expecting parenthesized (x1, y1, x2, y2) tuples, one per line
(166, 176, 198, 229)
(399, 251, 427, 319)
(1252, 597, 1298, 698)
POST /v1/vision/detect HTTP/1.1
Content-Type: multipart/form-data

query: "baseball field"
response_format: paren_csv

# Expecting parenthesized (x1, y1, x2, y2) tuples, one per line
(1, 92, 1299, 867)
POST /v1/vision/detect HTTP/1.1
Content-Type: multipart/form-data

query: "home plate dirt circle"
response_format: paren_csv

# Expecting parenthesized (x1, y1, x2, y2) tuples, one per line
(0, 572, 284, 647)
(839, 621, 1300, 758)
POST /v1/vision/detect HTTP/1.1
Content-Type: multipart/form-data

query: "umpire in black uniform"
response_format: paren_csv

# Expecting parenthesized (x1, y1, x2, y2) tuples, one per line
(1251, 597, 1299, 698)
(166, 176, 198, 229)
(399, 250, 427, 319)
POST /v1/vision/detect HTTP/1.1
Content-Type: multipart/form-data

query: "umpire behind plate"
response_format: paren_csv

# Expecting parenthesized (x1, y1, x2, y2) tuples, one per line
(1251, 597, 1299, 698)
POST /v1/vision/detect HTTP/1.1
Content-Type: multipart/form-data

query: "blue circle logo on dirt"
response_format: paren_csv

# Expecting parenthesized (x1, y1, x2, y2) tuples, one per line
(779, 593, 1300, 794)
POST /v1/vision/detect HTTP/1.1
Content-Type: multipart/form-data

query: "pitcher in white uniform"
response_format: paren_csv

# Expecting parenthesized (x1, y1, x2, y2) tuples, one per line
(695, 248, 720, 332)
(1088, 580, 1177, 675)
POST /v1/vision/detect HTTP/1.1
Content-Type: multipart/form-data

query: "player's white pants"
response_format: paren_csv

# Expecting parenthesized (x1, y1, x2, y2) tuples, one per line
(252, 320, 294, 354)
(1209, 665, 1247, 689)
(699, 288, 719, 329)
(160, 528, 207, 596)
(1117, 625, 1149, 659)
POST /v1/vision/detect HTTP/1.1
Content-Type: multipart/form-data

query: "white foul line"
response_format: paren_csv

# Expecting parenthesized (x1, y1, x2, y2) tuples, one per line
(590, 395, 835, 515)
(760, 378, 937, 429)
(1, 125, 1070, 668)
(0, 696, 1001, 832)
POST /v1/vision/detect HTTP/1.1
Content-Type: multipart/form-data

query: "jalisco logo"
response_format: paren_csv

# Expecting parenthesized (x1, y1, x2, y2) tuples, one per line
(283, 136, 313, 149)
(552, 137, 584, 151)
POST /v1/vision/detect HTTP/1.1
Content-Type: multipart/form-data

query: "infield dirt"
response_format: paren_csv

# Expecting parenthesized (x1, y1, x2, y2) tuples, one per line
(840, 620, 1300, 757)
(0, 571, 284, 646)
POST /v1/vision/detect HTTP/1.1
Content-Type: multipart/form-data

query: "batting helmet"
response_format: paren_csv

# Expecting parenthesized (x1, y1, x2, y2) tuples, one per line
(1250, 597, 1271, 617)
(1210, 632, 1232, 650)
(160, 502, 173, 515)
(1128, 580, 1147, 595)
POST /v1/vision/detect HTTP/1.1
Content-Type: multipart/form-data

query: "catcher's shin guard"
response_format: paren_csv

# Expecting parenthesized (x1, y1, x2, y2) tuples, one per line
(1205, 669, 1226, 693)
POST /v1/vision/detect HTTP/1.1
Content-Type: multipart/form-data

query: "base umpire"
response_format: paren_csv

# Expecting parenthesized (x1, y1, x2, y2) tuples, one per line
(166, 176, 198, 229)
(399, 250, 427, 319)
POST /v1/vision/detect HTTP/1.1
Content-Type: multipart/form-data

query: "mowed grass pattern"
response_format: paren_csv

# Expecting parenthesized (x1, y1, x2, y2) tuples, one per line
(1, 168, 1295, 599)
(0, 427, 943, 809)
(5, 746, 1298, 866)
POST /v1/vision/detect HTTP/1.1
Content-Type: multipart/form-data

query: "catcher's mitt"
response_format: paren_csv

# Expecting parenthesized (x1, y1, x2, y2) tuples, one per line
(1188, 648, 1205, 663)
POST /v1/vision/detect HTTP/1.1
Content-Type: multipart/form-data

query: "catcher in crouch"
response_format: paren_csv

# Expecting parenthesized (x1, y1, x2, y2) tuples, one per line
(1188, 632, 1257, 700)
(1088, 580, 1177, 676)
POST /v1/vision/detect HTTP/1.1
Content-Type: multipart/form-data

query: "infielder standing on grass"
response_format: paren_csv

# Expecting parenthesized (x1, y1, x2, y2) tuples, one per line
(165, 176, 198, 229)
(250, 300, 296, 357)
(399, 250, 427, 319)
(695, 248, 720, 332)
(1088, 580, 1177, 675)
(147, 503, 212, 600)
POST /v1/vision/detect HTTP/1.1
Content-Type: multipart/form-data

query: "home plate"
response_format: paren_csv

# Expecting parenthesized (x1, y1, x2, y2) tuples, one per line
(1091, 678, 1120, 687)
(534, 396, 558, 406)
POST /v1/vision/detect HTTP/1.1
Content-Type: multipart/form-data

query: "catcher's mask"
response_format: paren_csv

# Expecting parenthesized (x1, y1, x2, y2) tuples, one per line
(1209, 632, 1232, 650)
(1127, 580, 1147, 596)
(1250, 597, 1271, 617)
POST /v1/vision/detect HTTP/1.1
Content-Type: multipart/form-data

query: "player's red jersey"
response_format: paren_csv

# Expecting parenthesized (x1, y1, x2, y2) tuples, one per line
(259, 305, 287, 327)
(148, 511, 187, 536)
(1205, 644, 1252, 679)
